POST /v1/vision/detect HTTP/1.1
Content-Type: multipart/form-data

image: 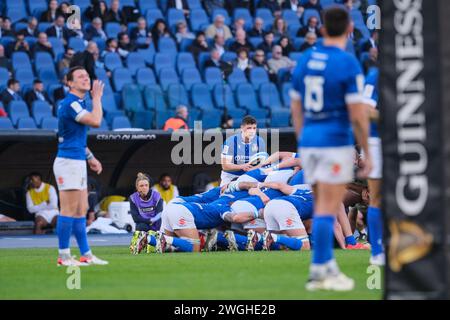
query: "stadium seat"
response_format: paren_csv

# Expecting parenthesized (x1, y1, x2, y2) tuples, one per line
(14, 69, 35, 87)
(167, 84, 190, 109)
(122, 84, 145, 113)
(0, 68, 9, 90)
(288, 24, 301, 39)
(289, 52, 303, 63)
(227, 68, 247, 90)
(270, 109, 291, 127)
(191, 83, 214, 110)
(277, 68, 292, 84)
(40, 116, 59, 130)
(7, 8, 27, 23)
(155, 108, 173, 129)
(138, 0, 158, 15)
(187, 0, 202, 9)
(112, 68, 134, 92)
(302, 8, 322, 25)
(197, 52, 211, 72)
(15, 22, 28, 34)
(105, 22, 122, 39)
(233, 8, 253, 30)
(29, 0, 47, 15)
(119, 0, 136, 7)
(181, 67, 202, 90)
(143, 85, 167, 111)
(104, 52, 123, 71)
(204, 67, 223, 90)
(48, 37, 64, 61)
(293, 37, 305, 51)
(92, 36, 106, 52)
(154, 53, 176, 75)
(282, 10, 302, 28)
(249, 37, 263, 49)
(259, 83, 283, 110)
(255, 8, 274, 31)
(68, 37, 86, 52)
(111, 116, 133, 130)
(177, 52, 196, 74)
(73, 0, 91, 11)
(34, 52, 55, 72)
(0, 37, 15, 50)
(38, 22, 52, 33)
(167, 9, 186, 30)
(12, 52, 32, 71)
(38, 68, 59, 86)
(213, 84, 237, 109)
(201, 111, 221, 129)
(281, 82, 293, 107)
(211, 9, 231, 25)
(17, 117, 37, 130)
(31, 100, 53, 125)
(136, 68, 157, 87)
(190, 9, 209, 32)
(235, 83, 268, 118)
(101, 94, 124, 123)
(221, 51, 237, 63)
(159, 68, 180, 91)
(158, 37, 178, 54)
(137, 44, 156, 65)
(249, 67, 270, 90)
(130, 110, 154, 129)
(0, 118, 14, 130)
(187, 108, 201, 128)
(179, 38, 194, 52)
(89, 119, 110, 131)
(146, 9, 164, 27)
(126, 52, 147, 74)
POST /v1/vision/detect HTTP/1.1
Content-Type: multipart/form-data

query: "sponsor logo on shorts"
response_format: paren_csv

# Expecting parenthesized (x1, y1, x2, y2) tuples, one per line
(285, 218, 294, 227)
(248, 219, 256, 225)
(178, 218, 186, 226)
(331, 163, 341, 175)
(57, 176, 64, 185)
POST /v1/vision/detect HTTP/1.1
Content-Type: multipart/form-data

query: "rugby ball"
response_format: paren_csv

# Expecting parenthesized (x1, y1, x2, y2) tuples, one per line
(248, 152, 269, 166)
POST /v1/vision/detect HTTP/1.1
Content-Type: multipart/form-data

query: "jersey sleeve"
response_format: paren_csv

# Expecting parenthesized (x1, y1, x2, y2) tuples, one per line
(67, 100, 88, 122)
(362, 70, 378, 107)
(344, 56, 365, 105)
(221, 136, 234, 159)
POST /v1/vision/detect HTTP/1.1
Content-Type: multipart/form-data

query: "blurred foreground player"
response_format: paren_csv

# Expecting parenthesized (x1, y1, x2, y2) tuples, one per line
(53, 66, 108, 266)
(290, 7, 371, 291)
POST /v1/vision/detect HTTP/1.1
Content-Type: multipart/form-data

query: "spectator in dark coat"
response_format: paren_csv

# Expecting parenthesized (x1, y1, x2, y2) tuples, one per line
(130, 17, 153, 48)
(1, 79, 23, 108)
(228, 29, 254, 54)
(32, 32, 55, 58)
(248, 17, 265, 38)
(21, 17, 39, 38)
(303, 0, 323, 14)
(40, 0, 63, 22)
(70, 42, 98, 80)
(188, 32, 210, 60)
(53, 75, 70, 102)
(0, 45, 11, 72)
(278, 36, 295, 57)
(24, 80, 52, 111)
(46, 15, 75, 47)
(297, 16, 322, 38)
(6, 31, 30, 58)
(85, 0, 109, 23)
(204, 49, 232, 79)
(151, 19, 173, 50)
(104, 0, 127, 25)
(258, 0, 281, 16)
(85, 17, 107, 41)
(167, 0, 190, 17)
(257, 31, 275, 54)
(299, 32, 318, 52)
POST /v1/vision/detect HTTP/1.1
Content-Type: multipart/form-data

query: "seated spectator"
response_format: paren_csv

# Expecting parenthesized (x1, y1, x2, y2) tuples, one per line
(58, 47, 75, 76)
(46, 15, 73, 47)
(7, 31, 30, 58)
(272, 17, 288, 38)
(86, 177, 101, 226)
(40, 0, 62, 23)
(85, 17, 107, 41)
(32, 32, 54, 58)
(175, 21, 195, 44)
(54, 75, 70, 102)
(0, 17, 14, 38)
(25, 172, 59, 235)
(252, 49, 270, 73)
(102, 38, 119, 58)
(129, 173, 164, 232)
(130, 17, 153, 48)
(204, 49, 232, 78)
(68, 17, 86, 40)
(212, 34, 226, 57)
(258, 0, 282, 17)
(221, 114, 234, 129)
(228, 29, 254, 53)
(0, 106, 7, 118)
(152, 173, 180, 205)
(70, 41, 99, 80)
(257, 31, 275, 54)
(58, 1, 72, 20)
(227, 0, 252, 14)
(348, 21, 364, 48)
(1, 79, 23, 108)
(299, 32, 318, 52)
(297, 16, 322, 38)
(188, 31, 210, 60)
(117, 32, 135, 58)
(104, 0, 126, 26)
(248, 18, 265, 38)
(232, 47, 254, 75)
(343, 0, 354, 11)
(303, 0, 323, 14)
(163, 105, 189, 131)
(22, 17, 39, 38)
(203, 0, 226, 16)
(361, 30, 379, 53)
(232, 18, 245, 35)
(267, 45, 296, 75)
(86, 0, 109, 23)
(168, 0, 190, 17)
(278, 36, 295, 56)
(363, 47, 378, 74)
(151, 19, 173, 49)
(25, 79, 52, 111)
(205, 15, 232, 41)
(0, 45, 11, 72)
(282, 0, 303, 13)
(0, 213, 15, 222)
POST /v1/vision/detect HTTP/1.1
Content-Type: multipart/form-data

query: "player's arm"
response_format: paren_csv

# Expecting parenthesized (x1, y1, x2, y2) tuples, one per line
(222, 211, 256, 224)
(221, 156, 253, 172)
(261, 181, 295, 195)
(248, 187, 271, 205)
(86, 147, 102, 174)
(78, 80, 104, 128)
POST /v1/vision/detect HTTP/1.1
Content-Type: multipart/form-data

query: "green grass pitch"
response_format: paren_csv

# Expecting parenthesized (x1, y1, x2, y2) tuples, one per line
(0, 247, 382, 299)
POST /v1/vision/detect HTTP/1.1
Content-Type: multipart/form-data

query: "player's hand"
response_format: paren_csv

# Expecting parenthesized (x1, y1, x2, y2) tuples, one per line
(88, 157, 103, 175)
(242, 163, 253, 172)
(220, 183, 229, 194)
(248, 187, 261, 196)
(362, 188, 370, 204)
(262, 167, 274, 175)
(90, 80, 104, 100)
(357, 155, 372, 180)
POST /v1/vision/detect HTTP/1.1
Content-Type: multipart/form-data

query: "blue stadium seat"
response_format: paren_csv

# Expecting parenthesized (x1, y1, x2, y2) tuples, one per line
(47, 37, 64, 61)
(92, 36, 106, 52)
(105, 22, 122, 39)
(0, 117, 14, 130)
(293, 37, 305, 51)
(191, 83, 214, 110)
(14, 22, 28, 34)
(138, 0, 158, 15)
(221, 51, 237, 63)
(113, 67, 134, 91)
(302, 8, 322, 25)
(159, 68, 180, 91)
(233, 8, 253, 30)
(187, 0, 202, 9)
(130, 110, 155, 129)
(277, 68, 292, 84)
(181, 67, 202, 90)
(143, 84, 167, 111)
(104, 52, 123, 71)
(155, 108, 173, 129)
(227, 68, 247, 90)
(89, 119, 110, 131)
(249, 37, 263, 49)
(111, 116, 133, 130)
(0, 68, 9, 90)
(38, 22, 52, 33)
(154, 53, 176, 75)
(187, 108, 201, 128)
(158, 37, 178, 54)
(201, 111, 221, 129)
(73, 0, 91, 11)
(288, 24, 301, 39)
(0, 37, 15, 50)
(282, 10, 302, 28)
(213, 84, 237, 109)
(289, 52, 303, 62)
(190, 9, 209, 32)
(146, 9, 164, 27)
(68, 37, 86, 53)
(197, 52, 211, 72)
(126, 52, 147, 74)
(211, 9, 231, 25)
(255, 8, 274, 31)
(177, 52, 196, 74)
(31, 100, 53, 125)
(167, 9, 186, 30)
(38, 68, 59, 86)
(236, 83, 267, 118)
(204, 67, 223, 90)
(6, 0, 25, 9)
(167, 83, 190, 109)
(136, 68, 157, 87)
(179, 38, 194, 52)
(15, 69, 35, 87)
(270, 110, 291, 127)
(249, 67, 270, 90)
(12, 52, 32, 71)
(120, 0, 136, 8)
(34, 52, 55, 72)
(137, 45, 156, 65)
(17, 117, 37, 130)
(281, 82, 293, 107)
(40, 116, 59, 130)
(122, 84, 145, 112)
(102, 96, 125, 124)
(29, 0, 48, 17)
(95, 67, 109, 82)
(259, 82, 283, 110)
(7, 8, 27, 23)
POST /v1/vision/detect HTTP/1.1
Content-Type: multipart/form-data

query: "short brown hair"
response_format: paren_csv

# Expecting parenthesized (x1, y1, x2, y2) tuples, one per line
(324, 7, 350, 37)
(66, 66, 86, 82)
(241, 115, 257, 126)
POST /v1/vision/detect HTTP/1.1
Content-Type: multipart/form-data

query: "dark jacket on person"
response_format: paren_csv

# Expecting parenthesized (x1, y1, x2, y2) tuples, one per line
(25, 90, 52, 110)
(70, 50, 97, 80)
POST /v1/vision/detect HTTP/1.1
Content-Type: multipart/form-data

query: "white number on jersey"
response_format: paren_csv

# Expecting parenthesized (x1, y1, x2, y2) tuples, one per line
(304, 76, 324, 112)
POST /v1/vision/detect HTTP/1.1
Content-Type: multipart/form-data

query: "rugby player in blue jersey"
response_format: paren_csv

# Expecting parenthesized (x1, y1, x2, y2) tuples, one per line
(290, 7, 372, 291)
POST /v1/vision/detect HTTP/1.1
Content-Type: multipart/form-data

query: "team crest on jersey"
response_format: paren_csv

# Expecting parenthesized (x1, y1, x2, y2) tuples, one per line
(178, 218, 186, 226)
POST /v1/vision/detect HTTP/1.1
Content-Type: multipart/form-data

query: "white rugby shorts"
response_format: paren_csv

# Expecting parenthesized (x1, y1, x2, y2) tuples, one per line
(53, 157, 87, 191)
